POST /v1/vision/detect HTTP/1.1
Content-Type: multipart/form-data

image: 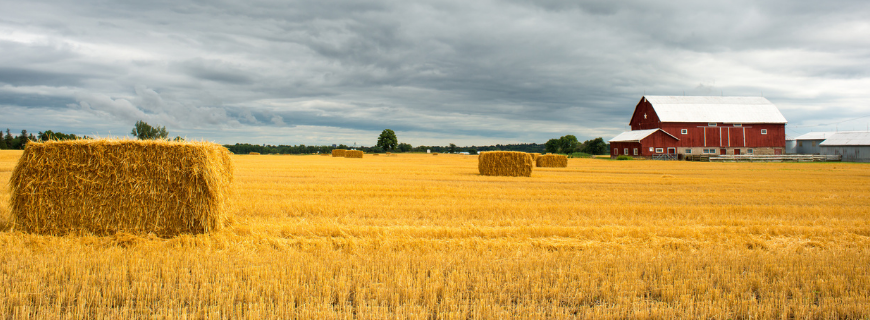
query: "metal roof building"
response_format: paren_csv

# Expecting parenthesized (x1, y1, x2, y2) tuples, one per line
(642, 96, 787, 124)
(792, 132, 836, 155)
(819, 132, 870, 162)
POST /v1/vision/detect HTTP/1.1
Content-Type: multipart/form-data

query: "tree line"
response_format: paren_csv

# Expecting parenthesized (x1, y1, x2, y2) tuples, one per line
(0, 128, 90, 150)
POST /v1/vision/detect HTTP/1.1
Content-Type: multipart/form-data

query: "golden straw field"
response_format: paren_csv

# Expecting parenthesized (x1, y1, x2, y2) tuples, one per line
(1, 150, 869, 319)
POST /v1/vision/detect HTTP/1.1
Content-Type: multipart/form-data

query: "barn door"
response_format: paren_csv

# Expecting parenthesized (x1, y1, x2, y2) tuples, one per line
(720, 148, 726, 155)
(734, 149, 741, 155)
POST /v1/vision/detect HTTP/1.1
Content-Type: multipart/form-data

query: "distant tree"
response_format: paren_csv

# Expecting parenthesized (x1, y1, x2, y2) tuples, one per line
(468, 148, 478, 155)
(131, 120, 168, 140)
(0, 130, 5, 149)
(397, 143, 412, 152)
(448, 143, 457, 154)
(544, 139, 559, 153)
(376, 129, 398, 151)
(4, 129, 13, 149)
(580, 137, 608, 155)
(173, 136, 185, 142)
(337, 144, 349, 150)
(15, 130, 28, 149)
(40, 130, 80, 141)
(557, 135, 579, 154)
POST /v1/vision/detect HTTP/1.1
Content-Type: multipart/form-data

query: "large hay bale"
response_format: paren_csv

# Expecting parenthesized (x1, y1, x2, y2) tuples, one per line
(536, 154, 568, 167)
(332, 149, 346, 157)
(9, 139, 234, 236)
(344, 150, 364, 158)
(478, 151, 534, 177)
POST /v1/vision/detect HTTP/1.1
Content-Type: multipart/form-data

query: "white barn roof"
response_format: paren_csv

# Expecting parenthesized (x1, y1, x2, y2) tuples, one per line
(644, 96, 787, 124)
(609, 129, 678, 142)
(819, 132, 870, 146)
(794, 132, 836, 140)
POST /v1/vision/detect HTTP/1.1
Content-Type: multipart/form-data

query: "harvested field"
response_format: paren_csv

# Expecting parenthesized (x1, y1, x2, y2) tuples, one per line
(8, 140, 233, 236)
(536, 154, 568, 167)
(1, 152, 869, 318)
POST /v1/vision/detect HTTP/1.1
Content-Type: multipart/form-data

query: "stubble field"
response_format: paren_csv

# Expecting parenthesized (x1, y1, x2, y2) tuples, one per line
(1, 150, 869, 319)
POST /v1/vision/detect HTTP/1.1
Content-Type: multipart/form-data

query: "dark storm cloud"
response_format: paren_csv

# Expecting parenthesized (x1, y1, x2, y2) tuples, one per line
(1, 0, 869, 145)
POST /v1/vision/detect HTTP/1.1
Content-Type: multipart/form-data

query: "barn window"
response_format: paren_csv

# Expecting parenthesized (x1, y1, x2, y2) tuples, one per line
(761, 129, 767, 134)
(733, 124, 742, 127)
(644, 113, 647, 119)
(624, 148, 628, 155)
(708, 123, 717, 126)
(685, 149, 692, 154)
(649, 147, 654, 152)
(799, 141, 803, 147)
(655, 148, 663, 153)
(703, 149, 715, 154)
(747, 149, 754, 154)
(614, 148, 618, 155)
(633, 148, 638, 155)
(681, 129, 687, 134)
(812, 141, 817, 147)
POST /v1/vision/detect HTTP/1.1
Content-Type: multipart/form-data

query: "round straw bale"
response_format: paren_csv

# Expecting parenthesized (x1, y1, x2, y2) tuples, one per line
(478, 151, 534, 177)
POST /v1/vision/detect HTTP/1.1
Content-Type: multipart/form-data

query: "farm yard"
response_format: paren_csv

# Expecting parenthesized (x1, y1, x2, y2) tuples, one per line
(1, 150, 869, 319)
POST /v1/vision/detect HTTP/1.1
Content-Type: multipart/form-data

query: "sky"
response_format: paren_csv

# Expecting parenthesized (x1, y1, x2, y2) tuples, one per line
(1, 0, 869, 146)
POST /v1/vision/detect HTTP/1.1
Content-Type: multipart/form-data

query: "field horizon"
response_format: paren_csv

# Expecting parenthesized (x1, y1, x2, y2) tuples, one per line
(1, 150, 868, 319)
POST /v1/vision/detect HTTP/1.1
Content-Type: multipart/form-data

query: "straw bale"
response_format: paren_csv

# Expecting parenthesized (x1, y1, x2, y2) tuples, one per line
(332, 149, 346, 157)
(478, 151, 534, 177)
(536, 154, 568, 167)
(529, 153, 542, 160)
(9, 139, 234, 236)
(344, 150, 364, 158)
(249, 152, 260, 155)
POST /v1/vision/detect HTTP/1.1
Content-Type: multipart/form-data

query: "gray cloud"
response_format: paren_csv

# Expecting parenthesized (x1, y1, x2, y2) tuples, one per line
(1, 0, 869, 145)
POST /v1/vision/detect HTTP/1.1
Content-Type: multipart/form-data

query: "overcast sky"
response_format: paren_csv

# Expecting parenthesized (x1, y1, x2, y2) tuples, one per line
(2, 0, 869, 146)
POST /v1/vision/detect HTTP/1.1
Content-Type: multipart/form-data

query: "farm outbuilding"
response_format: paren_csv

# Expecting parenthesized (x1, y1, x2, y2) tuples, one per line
(792, 132, 836, 155)
(819, 132, 870, 162)
(610, 96, 788, 159)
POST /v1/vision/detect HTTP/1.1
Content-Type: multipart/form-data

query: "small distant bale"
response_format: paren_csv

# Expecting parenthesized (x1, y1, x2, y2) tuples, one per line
(9, 139, 234, 236)
(373, 154, 380, 156)
(536, 154, 568, 167)
(344, 150, 364, 158)
(249, 152, 260, 155)
(433, 153, 439, 155)
(332, 149, 346, 157)
(478, 151, 534, 177)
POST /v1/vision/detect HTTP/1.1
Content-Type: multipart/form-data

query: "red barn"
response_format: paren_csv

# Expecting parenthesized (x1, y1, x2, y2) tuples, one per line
(610, 96, 787, 159)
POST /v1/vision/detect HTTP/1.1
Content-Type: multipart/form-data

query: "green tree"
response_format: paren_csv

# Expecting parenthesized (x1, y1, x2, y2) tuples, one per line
(544, 138, 559, 153)
(4, 129, 13, 149)
(580, 137, 608, 155)
(557, 135, 579, 154)
(468, 148, 478, 155)
(131, 120, 168, 140)
(15, 129, 29, 149)
(448, 143, 457, 154)
(376, 129, 398, 151)
(397, 143, 412, 152)
(0, 130, 5, 149)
